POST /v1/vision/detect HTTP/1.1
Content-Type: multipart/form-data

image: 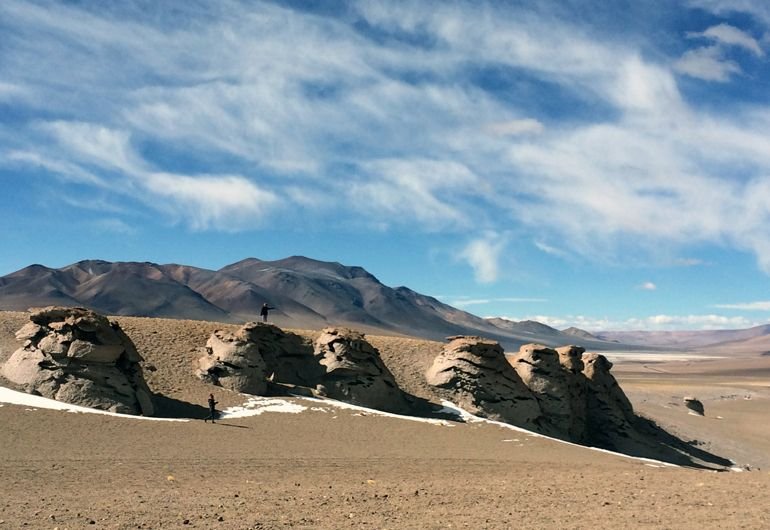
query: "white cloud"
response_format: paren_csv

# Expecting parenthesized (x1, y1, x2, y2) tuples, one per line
(459, 232, 507, 284)
(713, 301, 770, 310)
(638, 282, 657, 291)
(698, 23, 764, 56)
(499, 313, 761, 331)
(3, 0, 770, 276)
(674, 46, 741, 81)
(143, 173, 278, 231)
(449, 297, 547, 307)
(485, 119, 544, 136)
(350, 159, 483, 229)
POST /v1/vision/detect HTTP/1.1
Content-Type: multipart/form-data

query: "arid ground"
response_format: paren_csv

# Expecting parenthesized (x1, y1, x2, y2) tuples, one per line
(1, 311, 770, 529)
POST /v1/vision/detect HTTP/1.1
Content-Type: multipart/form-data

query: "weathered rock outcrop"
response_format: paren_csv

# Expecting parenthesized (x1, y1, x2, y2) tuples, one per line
(508, 344, 584, 440)
(425, 336, 542, 429)
(196, 328, 269, 395)
(425, 337, 643, 447)
(196, 322, 321, 393)
(237, 322, 323, 386)
(197, 324, 411, 413)
(581, 352, 637, 445)
(313, 327, 411, 413)
(2, 307, 153, 415)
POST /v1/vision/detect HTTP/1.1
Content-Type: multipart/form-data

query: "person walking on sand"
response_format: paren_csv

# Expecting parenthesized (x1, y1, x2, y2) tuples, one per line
(260, 302, 275, 323)
(204, 393, 218, 423)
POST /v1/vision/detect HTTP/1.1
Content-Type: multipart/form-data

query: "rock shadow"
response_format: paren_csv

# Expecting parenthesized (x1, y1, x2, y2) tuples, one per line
(151, 394, 209, 419)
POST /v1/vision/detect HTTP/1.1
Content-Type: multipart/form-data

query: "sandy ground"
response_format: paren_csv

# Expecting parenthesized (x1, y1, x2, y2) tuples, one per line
(2, 311, 770, 529)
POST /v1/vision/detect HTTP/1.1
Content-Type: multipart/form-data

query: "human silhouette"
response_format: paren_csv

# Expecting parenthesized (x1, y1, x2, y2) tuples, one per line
(260, 303, 275, 323)
(204, 393, 218, 423)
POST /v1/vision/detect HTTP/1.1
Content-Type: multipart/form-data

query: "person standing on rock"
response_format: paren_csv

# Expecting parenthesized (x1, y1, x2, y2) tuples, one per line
(260, 303, 275, 323)
(204, 393, 218, 423)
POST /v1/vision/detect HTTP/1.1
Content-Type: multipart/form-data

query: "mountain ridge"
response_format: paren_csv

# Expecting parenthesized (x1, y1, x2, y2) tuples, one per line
(0, 257, 621, 351)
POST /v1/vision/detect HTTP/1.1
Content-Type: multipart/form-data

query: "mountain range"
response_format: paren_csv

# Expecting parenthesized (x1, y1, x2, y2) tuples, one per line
(2, 256, 768, 353)
(0, 256, 624, 351)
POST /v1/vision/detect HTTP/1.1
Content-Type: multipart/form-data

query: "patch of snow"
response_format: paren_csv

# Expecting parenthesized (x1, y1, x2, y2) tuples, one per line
(219, 396, 307, 418)
(0, 386, 187, 422)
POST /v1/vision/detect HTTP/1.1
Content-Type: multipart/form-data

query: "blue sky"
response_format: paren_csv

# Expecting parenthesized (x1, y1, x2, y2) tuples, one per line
(2, 0, 770, 331)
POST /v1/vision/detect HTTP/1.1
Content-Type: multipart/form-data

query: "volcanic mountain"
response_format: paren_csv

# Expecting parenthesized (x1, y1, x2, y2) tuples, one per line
(0, 257, 618, 350)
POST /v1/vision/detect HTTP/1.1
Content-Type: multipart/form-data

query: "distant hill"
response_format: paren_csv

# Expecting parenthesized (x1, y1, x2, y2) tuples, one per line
(0, 257, 625, 351)
(596, 326, 770, 350)
(562, 327, 605, 341)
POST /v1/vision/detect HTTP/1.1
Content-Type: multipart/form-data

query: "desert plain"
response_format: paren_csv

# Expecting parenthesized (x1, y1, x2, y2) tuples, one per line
(1, 310, 770, 529)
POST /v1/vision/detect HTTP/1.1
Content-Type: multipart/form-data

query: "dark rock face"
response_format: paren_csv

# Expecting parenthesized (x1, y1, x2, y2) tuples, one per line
(313, 327, 412, 414)
(2, 307, 153, 415)
(683, 396, 705, 416)
(425, 336, 542, 429)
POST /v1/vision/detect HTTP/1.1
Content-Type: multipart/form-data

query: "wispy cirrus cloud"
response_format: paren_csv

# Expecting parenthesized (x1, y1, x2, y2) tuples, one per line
(3, 0, 770, 279)
(448, 297, 547, 308)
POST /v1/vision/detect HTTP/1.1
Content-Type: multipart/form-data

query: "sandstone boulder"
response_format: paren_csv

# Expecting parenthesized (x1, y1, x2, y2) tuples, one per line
(313, 327, 411, 413)
(196, 329, 268, 395)
(425, 336, 542, 428)
(1, 307, 154, 415)
(509, 344, 585, 440)
(237, 322, 322, 386)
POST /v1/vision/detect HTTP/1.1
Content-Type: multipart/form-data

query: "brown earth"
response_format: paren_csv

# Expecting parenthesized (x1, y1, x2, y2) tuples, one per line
(1, 311, 770, 529)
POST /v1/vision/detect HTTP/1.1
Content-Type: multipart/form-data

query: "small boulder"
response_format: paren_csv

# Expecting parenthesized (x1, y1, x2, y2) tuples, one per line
(683, 396, 705, 416)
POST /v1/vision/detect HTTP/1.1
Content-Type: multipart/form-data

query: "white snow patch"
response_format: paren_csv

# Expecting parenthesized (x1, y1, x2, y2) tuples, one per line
(219, 396, 307, 418)
(0, 386, 187, 422)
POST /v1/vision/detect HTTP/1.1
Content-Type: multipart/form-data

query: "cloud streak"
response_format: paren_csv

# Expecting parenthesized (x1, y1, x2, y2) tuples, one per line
(2, 0, 770, 278)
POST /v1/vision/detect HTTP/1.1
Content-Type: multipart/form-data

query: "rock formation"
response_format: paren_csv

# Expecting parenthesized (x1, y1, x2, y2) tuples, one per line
(313, 327, 411, 413)
(581, 352, 637, 446)
(196, 328, 269, 395)
(508, 344, 586, 440)
(2, 307, 153, 415)
(426, 337, 642, 448)
(425, 336, 542, 429)
(236, 322, 323, 386)
(683, 396, 705, 416)
(196, 323, 412, 413)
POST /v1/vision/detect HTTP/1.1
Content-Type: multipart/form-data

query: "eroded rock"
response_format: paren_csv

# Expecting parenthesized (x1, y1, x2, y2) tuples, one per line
(313, 327, 411, 413)
(1, 307, 154, 415)
(425, 336, 542, 428)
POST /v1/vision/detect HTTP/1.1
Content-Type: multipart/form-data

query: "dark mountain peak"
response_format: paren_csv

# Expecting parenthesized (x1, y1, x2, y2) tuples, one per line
(8, 263, 55, 277)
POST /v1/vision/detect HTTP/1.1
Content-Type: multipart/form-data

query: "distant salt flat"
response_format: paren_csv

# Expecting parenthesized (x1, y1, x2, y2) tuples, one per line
(602, 352, 724, 363)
